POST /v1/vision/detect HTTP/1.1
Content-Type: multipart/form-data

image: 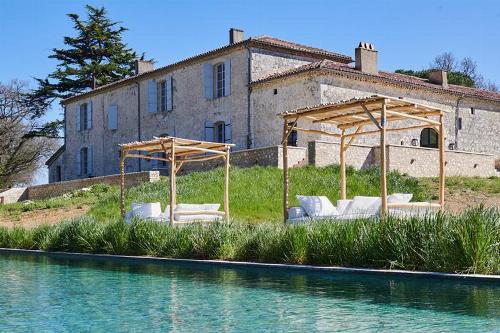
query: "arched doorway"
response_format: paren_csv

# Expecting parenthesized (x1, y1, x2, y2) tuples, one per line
(420, 128, 438, 148)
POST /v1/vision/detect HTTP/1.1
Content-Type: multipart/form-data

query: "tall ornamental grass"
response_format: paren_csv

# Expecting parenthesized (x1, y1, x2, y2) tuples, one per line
(0, 207, 498, 275)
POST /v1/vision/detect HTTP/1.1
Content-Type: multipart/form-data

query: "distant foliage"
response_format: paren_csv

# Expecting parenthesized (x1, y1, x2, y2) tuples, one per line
(396, 52, 498, 91)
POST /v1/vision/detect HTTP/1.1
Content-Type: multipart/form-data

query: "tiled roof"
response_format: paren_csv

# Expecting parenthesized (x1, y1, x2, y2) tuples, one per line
(251, 60, 500, 103)
(62, 36, 352, 104)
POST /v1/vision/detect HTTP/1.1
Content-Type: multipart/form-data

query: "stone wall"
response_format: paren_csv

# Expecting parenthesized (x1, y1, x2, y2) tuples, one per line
(176, 145, 307, 174)
(0, 188, 28, 204)
(384, 145, 496, 177)
(308, 141, 375, 169)
(26, 171, 160, 201)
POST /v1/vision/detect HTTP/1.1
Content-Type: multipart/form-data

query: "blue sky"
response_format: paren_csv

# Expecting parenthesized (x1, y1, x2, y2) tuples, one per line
(1, 0, 499, 183)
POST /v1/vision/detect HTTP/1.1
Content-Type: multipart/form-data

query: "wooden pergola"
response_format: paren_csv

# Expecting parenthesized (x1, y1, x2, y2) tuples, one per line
(119, 137, 234, 225)
(280, 95, 446, 221)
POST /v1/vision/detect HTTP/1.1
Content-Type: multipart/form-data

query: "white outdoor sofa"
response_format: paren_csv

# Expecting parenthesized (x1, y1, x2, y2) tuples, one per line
(125, 202, 223, 224)
(287, 194, 437, 224)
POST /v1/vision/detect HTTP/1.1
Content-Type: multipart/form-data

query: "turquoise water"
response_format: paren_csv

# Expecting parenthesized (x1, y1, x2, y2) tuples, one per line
(0, 254, 498, 332)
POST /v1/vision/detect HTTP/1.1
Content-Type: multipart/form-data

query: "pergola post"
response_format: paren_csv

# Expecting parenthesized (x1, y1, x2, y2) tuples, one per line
(339, 129, 346, 200)
(380, 99, 388, 216)
(120, 149, 126, 218)
(224, 147, 230, 222)
(282, 120, 289, 223)
(439, 112, 445, 207)
(169, 141, 176, 226)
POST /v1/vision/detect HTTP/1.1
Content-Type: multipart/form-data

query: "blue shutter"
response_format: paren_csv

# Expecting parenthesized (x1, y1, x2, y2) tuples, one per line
(76, 150, 81, 176)
(203, 63, 213, 100)
(88, 145, 93, 176)
(75, 104, 80, 132)
(204, 120, 214, 141)
(148, 79, 157, 113)
(87, 101, 93, 129)
(166, 76, 173, 111)
(224, 59, 231, 97)
(224, 121, 232, 143)
(108, 105, 118, 130)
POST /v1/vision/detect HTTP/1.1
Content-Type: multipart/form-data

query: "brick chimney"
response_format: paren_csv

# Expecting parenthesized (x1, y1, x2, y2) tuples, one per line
(229, 28, 244, 44)
(134, 60, 155, 75)
(429, 70, 448, 88)
(355, 42, 378, 75)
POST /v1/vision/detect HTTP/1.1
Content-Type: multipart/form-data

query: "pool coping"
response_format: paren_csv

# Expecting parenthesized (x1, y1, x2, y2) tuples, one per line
(1, 248, 499, 283)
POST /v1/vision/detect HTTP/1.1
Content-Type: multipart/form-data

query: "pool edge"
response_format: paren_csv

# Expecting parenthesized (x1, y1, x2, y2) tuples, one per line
(1, 248, 499, 282)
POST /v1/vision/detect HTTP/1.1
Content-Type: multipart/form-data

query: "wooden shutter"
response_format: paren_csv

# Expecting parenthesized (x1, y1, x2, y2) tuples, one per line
(87, 101, 93, 129)
(88, 145, 93, 176)
(204, 120, 214, 141)
(148, 79, 157, 113)
(224, 121, 232, 143)
(166, 76, 173, 111)
(224, 59, 231, 97)
(203, 63, 213, 100)
(108, 105, 118, 130)
(76, 104, 80, 132)
(76, 150, 81, 176)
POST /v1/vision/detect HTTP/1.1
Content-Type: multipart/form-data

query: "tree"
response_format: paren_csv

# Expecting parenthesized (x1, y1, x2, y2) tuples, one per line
(0, 81, 57, 187)
(396, 52, 498, 91)
(34, 5, 139, 103)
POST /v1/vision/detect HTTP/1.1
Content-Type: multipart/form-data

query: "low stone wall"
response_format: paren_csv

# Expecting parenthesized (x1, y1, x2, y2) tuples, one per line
(0, 187, 28, 204)
(26, 171, 160, 201)
(177, 145, 307, 174)
(308, 141, 375, 169)
(385, 145, 496, 177)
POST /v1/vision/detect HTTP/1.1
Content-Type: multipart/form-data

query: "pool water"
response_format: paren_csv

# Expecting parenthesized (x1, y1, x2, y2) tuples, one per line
(0, 254, 498, 332)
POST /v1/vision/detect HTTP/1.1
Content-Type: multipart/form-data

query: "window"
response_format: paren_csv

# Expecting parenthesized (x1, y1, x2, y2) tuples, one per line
(470, 107, 475, 115)
(80, 103, 88, 131)
(158, 80, 167, 112)
(215, 63, 225, 98)
(107, 105, 118, 130)
(56, 166, 61, 182)
(457, 117, 463, 130)
(215, 121, 225, 143)
(420, 128, 438, 149)
(273, 89, 278, 95)
(80, 147, 88, 175)
(287, 122, 298, 147)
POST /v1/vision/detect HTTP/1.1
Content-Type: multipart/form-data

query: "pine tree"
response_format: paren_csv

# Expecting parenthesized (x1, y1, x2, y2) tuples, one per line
(34, 5, 139, 101)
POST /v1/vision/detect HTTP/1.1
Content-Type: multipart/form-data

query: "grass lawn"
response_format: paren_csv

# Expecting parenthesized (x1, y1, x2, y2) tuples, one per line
(88, 165, 429, 222)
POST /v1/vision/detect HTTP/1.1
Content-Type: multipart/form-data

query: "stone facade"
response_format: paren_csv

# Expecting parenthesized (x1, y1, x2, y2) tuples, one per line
(308, 140, 496, 177)
(48, 31, 500, 183)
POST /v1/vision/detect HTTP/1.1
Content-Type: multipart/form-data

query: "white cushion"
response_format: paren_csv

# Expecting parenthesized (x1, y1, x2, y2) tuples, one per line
(175, 203, 220, 212)
(387, 193, 413, 204)
(174, 203, 221, 222)
(336, 199, 353, 215)
(130, 202, 162, 218)
(296, 195, 338, 217)
(343, 196, 380, 215)
(288, 206, 307, 219)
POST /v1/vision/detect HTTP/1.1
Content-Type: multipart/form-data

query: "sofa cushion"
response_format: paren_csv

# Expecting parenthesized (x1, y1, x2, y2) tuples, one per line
(296, 195, 338, 217)
(343, 196, 380, 215)
(387, 193, 413, 204)
(288, 206, 307, 219)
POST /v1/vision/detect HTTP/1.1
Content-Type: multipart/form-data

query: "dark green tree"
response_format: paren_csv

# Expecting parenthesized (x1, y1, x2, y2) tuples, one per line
(34, 5, 139, 102)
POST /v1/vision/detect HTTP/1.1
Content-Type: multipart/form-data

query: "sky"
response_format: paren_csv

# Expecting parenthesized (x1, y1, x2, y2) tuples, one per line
(1, 0, 499, 184)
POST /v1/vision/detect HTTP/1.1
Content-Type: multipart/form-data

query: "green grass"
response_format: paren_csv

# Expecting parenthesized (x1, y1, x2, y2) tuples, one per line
(88, 165, 430, 222)
(421, 176, 500, 197)
(0, 207, 498, 274)
(0, 184, 113, 220)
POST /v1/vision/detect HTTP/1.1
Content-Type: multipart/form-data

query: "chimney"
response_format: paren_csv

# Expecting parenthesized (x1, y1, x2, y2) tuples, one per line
(229, 28, 244, 44)
(355, 42, 378, 75)
(134, 60, 155, 75)
(429, 70, 448, 88)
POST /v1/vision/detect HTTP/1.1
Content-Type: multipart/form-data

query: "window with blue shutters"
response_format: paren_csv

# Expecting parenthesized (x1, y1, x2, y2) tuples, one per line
(204, 59, 231, 100)
(77, 102, 92, 131)
(107, 105, 118, 130)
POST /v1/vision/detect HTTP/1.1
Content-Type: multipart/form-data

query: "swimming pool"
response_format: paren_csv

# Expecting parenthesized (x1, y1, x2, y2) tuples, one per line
(0, 253, 498, 332)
